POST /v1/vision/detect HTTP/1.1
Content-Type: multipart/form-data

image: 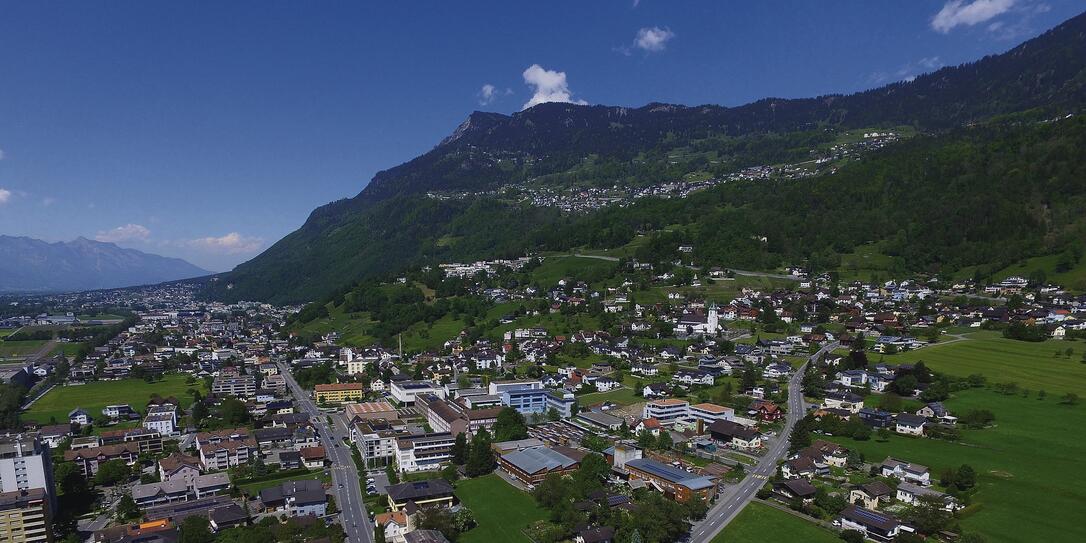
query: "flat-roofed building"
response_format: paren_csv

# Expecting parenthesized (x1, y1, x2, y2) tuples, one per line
(395, 433, 454, 473)
(211, 376, 256, 399)
(351, 419, 407, 468)
(390, 381, 442, 405)
(687, 403, 734, 426)
(0, 435, 55, 501)
(345, 401, 398, 423)
(0, 488, 50, 543)
(642, 399, 690, 426)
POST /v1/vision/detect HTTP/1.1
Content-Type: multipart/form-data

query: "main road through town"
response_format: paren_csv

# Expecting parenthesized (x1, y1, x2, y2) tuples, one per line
(279, 361, 375, 543)
(687, 341, 838, 543)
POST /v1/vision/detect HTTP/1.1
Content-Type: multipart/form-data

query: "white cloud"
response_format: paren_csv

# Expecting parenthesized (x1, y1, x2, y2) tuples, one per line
(41, 197, 55, 207)
(634, 26, 675, 52)
(931, 0, 1016, 33)
(0, 189, 11, 205)
(478, 84, 498, 106)
(522, 64, 587, 110)
(95, 223, 151, 243)
(0, 148, 6, 160)
(186, 232, 263, 254)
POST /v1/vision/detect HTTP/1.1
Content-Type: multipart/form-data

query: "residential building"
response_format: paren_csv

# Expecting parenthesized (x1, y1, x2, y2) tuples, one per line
(64, 442, 139, 477)
(385, 479, 455, 511)
(838, 505, 901, 542)
(211, 376, 256, 399)
(314, 383, 365, 403)
(687, 403, 734, 426)
(880, 458, 931, 486)
(0, 436, 55, 500)
(352, 419, 407, 468)
(0, 488, 51, 543)
(395, 433, 454, 473)
(642, 399, 690, 427)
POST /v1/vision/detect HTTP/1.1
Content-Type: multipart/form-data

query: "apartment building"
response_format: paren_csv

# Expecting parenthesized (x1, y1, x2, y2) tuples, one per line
(0, 488, 50, 543)
(350, 419, 407, 468)
(0, 436, 54, 500)
(314, 383, 365, 404)
(211, 375, 256, 399)
(395, 433, 454, 473)
(642, 399, 690, 426)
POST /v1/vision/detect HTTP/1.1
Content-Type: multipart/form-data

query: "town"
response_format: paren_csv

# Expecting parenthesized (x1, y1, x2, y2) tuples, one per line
(0, 247, 1081, 543)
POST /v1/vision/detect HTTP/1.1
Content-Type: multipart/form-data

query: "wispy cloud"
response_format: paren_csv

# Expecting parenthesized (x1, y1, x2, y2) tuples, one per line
(869, 56, 946, 85)
(522, 64, 587, 110)
(931, 0, 1016, 33)
(479, 84, 498, 106)
(95, 223, 151, 243)
(0, 148, 6, 161)
(478, 84, 513, 106)
(41, 197, 55, 207)
(0, 188, 11, 205)
(634, 26, 675, 52)
(185, 232, 263, 254)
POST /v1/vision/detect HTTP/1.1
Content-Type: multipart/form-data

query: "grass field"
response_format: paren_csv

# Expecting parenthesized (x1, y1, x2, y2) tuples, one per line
(23, 374, 205, 424)
(579, 387, 641, 406)
(293, 305, 376, 346)
(456, 474, 547, 543)
(237, 470, 329, 495)
(885, 331, 1086, 395)
(825, 388, 1086, 543)
(712, 502, 839, 543)
(0, 339, 47, 357)
(530, 255, 617, 287)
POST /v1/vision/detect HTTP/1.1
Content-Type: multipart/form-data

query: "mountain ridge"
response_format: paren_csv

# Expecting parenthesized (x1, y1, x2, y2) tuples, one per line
(0, 235, 211, 293)
(210, 11, 1086, 304)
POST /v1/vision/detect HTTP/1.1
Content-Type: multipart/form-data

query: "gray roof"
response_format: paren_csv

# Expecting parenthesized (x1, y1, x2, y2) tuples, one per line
(502, 446, 578, 475)
(194, 472, 230, 489)
(625, 458, 716, 490)
(132, 480, 189, 500)
(386, 479, 454, 503)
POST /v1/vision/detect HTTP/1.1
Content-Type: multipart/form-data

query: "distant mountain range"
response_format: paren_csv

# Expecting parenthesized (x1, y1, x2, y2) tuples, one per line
(0, 236, 210, 293)
(209, 11, 1086, 304)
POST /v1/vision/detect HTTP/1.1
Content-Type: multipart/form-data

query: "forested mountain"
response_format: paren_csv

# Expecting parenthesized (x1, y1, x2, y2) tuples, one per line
(208, 11, 1086, 304)
(0, 236, 210, 293)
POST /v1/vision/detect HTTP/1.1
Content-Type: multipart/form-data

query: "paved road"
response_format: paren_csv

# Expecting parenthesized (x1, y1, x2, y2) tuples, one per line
(279, 361, 374, 543)
(687, 342, 838, 543)
(568, 253, 800, 282)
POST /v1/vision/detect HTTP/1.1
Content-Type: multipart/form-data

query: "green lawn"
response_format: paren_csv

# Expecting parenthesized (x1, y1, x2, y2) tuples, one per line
(238, 471, 329, 495)
(884, 331, 1086, 395)
(292, 304, 376, 346)
(579, 387, 642, 406)
(455, 474, 547, 543)
(400, 314, 467, 352)
(0, 339, 47, 357)
(23, 374, 206, 424)
(825, 388, 1086, 543)
(529, 255, 617, 287)
(712, 502, 839, 543)
(51, 342, 86, 357)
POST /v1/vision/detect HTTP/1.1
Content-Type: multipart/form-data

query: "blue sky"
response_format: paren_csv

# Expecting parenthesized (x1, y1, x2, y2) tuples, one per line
(0, 0, 1080, 271)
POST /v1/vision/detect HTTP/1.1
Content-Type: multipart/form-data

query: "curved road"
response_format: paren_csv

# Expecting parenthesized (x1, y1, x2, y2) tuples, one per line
(688, 341, 838, 543)
(279, 361, 374, 543)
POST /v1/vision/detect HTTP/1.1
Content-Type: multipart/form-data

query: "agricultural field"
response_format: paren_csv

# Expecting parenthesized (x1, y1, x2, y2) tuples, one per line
(825, 388, 1086, 543)
(292, 304, 375, 346)
(530, 255, 618, 287)
(885, 331, 1086, 395)
(22, 374, 206, 425)
(0, 339, 48, 357)
(712, 502, 839, 543)
(455, 474, 547, 543)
